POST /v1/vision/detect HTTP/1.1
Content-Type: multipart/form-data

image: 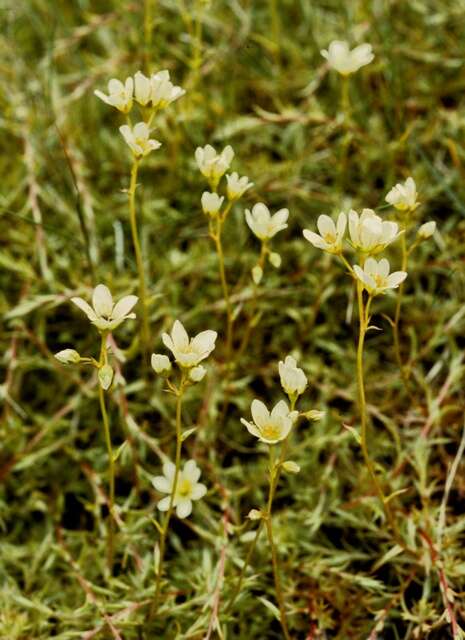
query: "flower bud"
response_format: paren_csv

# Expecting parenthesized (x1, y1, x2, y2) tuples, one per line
(279, 356, 307, 397)
(55, 349, 81, 364)
(247, 509, 263, 520)
(189, 365, 206, 382)
(282, 460, 300, 474)
(201, 191, 224, 217)
(151, 353, 172, 375)
(417, 220, 436, 240)
(252, 265, 263, 285)
(304, 409, 325, 422)
(98, 364, 114, 390)
(269, 252, 282, 268)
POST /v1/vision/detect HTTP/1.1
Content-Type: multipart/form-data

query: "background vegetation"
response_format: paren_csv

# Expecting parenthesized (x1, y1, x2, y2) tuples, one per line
(1, 0, 465, 638)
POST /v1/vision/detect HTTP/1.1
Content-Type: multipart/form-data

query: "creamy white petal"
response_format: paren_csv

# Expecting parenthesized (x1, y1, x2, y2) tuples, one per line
(241, 418, 261, 439)
(157, 496, 171, 512)
(112, 295, 138, 320)
(190, 483, 207, 500)
(71, 297, 98, 322)
(171, 320, 189, 350)
(176, 499, 193, 519)
(152, 476, 172, 493)
(386, 271, 407, 288)
(93, 284, 113, 317)
(251, 399, 269, 429)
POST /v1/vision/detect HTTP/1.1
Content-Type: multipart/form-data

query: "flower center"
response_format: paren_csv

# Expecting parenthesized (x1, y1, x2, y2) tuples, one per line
(261, 423, 281, 440)
(177, 478, 192, 498)
(323, 232, 336, 243)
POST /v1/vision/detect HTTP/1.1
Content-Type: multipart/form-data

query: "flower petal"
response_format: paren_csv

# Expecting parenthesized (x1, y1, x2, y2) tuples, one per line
(171, 320, 189, 350)
(152, 476, 172, 493)
(251, 399, 269, 429)
(176, 499, 193, 519)
(112, 295, 138, 320)
(93, 284, 113, 317)
(71, 297, 98, 322)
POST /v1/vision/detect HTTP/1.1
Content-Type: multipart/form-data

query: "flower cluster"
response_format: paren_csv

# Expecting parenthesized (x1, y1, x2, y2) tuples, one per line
(95, 69, 185, 113)
(55, 285, 138, 391)
(152, 319, 217, 383)
(95, 69, 185, 159)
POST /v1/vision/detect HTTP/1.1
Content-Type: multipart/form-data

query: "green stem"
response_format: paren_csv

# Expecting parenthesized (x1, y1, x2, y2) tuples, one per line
(225, 398, 297, 616)
(356, 282, 405, 549)
(211, 213, 233, 362)
(393, 230, 409, 381)
(98, 332, 115, 572)
(128, 159, 150, 362)
(269, 0, 281, 65)
(151, 373, 186, 617)
(265, 446, 291, 640)
(143, 0, 155, 73)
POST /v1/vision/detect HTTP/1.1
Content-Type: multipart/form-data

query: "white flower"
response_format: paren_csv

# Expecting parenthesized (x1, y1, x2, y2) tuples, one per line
(240, 399, 298, 444)
(94, 77, 134, 113)
(55, 349, 81, 364)
(348, 209, 400, 254)
(279, 356, 307, 397)
(226, 172, 253, 200)
(417, 220, 436, 240)
(151, 353, 172, 375)
(353, 257, 407, 296)
(71, 284, 138, 332)
(201, 192, 224, 217)
(303, 212, 347, 254)
(195, 145, 234, 184)
(162, 320, 217, 368)
(245, 203, 289, 241)
(321, 41, 374, 76)
(385, 177, 419, 212)
(153, 460, 207, 519)
(150, 70, 185, 109)
(134, 71, 152, 106)
(189, 365, 206, 382)
(119, 122, 162, 158)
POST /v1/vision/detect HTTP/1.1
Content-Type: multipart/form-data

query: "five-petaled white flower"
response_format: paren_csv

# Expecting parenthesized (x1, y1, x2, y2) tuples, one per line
(150, 70, 185, 109)
(245, 203, 289, 241)
(153, 460, 207, 519)
(226, 172, 254, 200)
(303, 212, 347, 254)
(321, 41, 374, 76)
(162, 320, 217, 368)
(417, 220, 436, 240)
(94, 77, 134, 113)
(279, 356, 307, 398)
(353, 258, 407, 296)
(348, 209, 400, 254)
(71, 284, 138, 332)
(241, 399, 298, 444)
(385, 177, 419, 212)
(119, 122, 162, 158)
(201, 192, 224, 217)
(195, 145, 235, 185)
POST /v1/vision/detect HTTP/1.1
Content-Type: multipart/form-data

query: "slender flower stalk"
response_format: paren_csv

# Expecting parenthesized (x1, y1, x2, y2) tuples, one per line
(393, 231, 409, 381)
(127, 159, 150, 361)
(265, 445, 291, 640)
(355, 274, 406, 549)
(151, 372, 187, 616)
(98, 331, 115, 571)
(208, 202, 234, 361)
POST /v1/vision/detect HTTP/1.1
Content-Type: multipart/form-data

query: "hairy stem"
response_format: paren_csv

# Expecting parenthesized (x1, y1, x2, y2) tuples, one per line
(128, 159, 150, 361)
(98, 332, 115, 572)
